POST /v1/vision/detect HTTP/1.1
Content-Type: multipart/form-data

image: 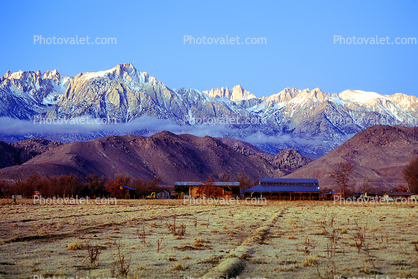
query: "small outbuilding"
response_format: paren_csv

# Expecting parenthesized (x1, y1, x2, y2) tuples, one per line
(156, 189, 171, 199)
(352, 192, 382, 201)
(383, 192, 414, 200)
(321, 191, 342, 200)
(120, 185, 136, 199)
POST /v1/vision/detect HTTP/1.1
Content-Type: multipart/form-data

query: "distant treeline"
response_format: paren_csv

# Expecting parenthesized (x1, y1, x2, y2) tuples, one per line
(0, 174, 164, 199)
(0, 172, 257, 199)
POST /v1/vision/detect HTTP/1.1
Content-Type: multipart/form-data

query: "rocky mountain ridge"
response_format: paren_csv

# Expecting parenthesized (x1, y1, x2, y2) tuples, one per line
(1, 63, 418, 155)
(0, 138, 63, 168)
(285, 125, 418, 190)
(0, 69, 70, 119)
(0, 132, 311, 184)
(202, 85, 256, 101)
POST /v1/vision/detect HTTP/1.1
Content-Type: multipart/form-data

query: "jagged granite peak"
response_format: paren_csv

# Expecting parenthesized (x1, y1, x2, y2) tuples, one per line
(1, 64, 418, 156)
(203, 84, 256, 101)
(4, 70, 11, 79)
(71, 63, 152, 86)
(231, 84, 256, 100)
(54, 63, 177, 121)
(52, 63, 247, 124)
(264, 87, 302, 103)
(203, 86, 231, 99)
(0, 68, 71, 119)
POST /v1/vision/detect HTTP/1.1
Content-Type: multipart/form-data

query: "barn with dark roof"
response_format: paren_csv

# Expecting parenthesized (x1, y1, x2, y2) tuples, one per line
(243, 178, 321, 200)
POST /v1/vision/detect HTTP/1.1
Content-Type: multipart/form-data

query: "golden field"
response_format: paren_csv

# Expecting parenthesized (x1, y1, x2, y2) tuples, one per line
(0, 198, 418, 279)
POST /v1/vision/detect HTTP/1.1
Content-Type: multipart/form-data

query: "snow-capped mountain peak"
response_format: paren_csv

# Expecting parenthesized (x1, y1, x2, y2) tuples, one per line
(1, 63, 417, 155)
(338, 89, 388, 104)
(202, 84, 256, 101)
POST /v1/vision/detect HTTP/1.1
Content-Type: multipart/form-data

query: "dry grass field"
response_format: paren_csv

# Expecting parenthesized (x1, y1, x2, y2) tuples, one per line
(1, 198, 418, 279)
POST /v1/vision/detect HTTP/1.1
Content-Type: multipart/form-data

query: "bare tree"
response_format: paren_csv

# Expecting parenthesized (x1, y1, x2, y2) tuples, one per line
(360, 176, 378, 194)
(196, 175, 223, 198)
(131, 176, 163, 198)
(236, 172, 255, 191)
(86, 174, 106, 196)
(219, 173, 231, 182)
(403, 156, 418, 193)
(329, 161, 355, 197)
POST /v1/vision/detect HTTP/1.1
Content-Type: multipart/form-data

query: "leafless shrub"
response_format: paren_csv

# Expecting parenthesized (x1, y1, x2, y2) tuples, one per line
(352, 220, 366, 254)
(329, 213, 336, 227)
(326, 228, 340, 257)
(84, 245, 101, 266)
(297, 236, 316, 260)
(364, 251, 377, 270)
(111, 240, 130, 277)
(167, 215, 186, 236)
(137, 224, 146, 244)
(319, 213, 337, 236)
(399, 243, 409, 255)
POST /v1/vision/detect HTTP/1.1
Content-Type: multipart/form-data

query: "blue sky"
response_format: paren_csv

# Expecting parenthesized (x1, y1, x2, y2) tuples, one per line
(1, 0, 417, 98)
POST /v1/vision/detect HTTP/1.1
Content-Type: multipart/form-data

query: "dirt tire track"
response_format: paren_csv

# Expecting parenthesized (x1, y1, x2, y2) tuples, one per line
(202, 206, 287, 278)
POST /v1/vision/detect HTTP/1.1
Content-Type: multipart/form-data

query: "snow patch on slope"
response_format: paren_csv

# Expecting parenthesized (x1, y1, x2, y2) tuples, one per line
(331, 97, 345, 106)
(338, 90, 389, 104)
